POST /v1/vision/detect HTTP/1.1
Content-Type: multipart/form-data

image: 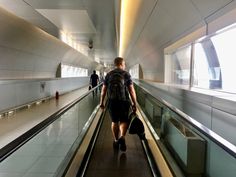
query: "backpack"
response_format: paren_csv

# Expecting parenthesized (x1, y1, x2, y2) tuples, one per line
(107, 70, 128, 101)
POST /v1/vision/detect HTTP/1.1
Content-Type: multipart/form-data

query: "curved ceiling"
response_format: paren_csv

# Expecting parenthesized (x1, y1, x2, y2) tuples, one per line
(0, 0, 118, 66)
(0, 0, 235, 74)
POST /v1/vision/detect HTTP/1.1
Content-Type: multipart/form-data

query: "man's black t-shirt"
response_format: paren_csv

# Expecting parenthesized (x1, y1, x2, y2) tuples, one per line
(90, 73, 99, 87)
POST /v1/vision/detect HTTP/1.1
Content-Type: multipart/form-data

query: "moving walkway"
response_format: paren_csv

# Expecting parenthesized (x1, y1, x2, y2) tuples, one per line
(0, 83, 235, 177)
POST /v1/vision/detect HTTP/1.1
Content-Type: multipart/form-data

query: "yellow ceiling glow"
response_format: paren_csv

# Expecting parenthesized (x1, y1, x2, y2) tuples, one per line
(119, 0, 142, 57)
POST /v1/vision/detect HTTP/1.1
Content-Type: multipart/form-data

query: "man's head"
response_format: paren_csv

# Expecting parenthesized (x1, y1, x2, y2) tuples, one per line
(114, 57, 125, 70)
(93, 70, 96, 74)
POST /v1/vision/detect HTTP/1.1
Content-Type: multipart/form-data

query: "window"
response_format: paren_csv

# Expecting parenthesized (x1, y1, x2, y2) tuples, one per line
(211, 27, 236, 93)
(169, 46, 191, 85)
(193, 43, 209, 88)
(166, 23, 236, 94)
(61, 64, 88, 77)
(193, 40, 222, 89)
(129, 64, 140, 79)
(193, 24, 236, 93)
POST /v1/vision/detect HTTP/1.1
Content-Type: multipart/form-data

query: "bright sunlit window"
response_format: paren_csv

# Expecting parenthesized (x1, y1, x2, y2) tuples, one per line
(61, 64, 88, 78)
(166, 23, 236, 93)
(129, 64, 140, 79)
(211, 27, 236, 92)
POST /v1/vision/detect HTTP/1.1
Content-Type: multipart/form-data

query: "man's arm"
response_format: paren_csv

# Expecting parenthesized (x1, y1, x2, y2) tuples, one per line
(97, 75, 99, 84)
(100, 84, 107, 109)
(89, 75, 92, 84)
(128, 84, 137, 113)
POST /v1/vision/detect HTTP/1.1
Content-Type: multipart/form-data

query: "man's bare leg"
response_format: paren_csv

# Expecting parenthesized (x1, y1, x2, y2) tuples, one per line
(111, 122, 120, 149)
(119, 122, 128, 137)
(111, 122, 119, 140)
(118, 122, 128, 151)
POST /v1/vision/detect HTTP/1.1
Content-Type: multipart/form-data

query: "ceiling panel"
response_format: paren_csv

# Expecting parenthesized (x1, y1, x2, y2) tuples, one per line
(82, 0, 117, 63)
(130, 0, 203, 61)
(36, 9, 96, 33)
(0, 0, 118, 66)
(0, 0, 59, 37)
(190, 0, 233, 18)
(124, 0, 157, 65)
(24, 0, 85, 9)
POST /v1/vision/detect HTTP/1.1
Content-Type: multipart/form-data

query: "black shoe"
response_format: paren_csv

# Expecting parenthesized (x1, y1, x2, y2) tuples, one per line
(118, 137, 126, 152)
(113, 140, 119, 149)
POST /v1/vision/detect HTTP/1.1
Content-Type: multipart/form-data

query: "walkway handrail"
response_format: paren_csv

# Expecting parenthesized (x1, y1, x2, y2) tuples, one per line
(134, 81, 236, 158)
(0, 83, 102, 162)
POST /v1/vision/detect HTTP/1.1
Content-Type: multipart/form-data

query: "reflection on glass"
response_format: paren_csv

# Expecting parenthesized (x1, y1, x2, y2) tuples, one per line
(0, 91, 100, 177)
(193, 43, 210, 88)
(170, 46, 191, 85)
(135, 85, 163, 136)
(135, 84, 236, 177)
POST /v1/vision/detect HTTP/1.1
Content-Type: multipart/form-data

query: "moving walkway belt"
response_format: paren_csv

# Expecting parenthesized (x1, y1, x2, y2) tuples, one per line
(76, 110, 161, 177)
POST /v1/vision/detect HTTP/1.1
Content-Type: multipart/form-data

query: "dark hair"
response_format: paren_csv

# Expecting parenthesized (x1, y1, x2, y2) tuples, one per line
(114, 57, 124, 66)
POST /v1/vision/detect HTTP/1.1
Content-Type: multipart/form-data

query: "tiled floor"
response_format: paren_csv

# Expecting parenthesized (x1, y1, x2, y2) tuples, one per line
(84, 111, 153, 177)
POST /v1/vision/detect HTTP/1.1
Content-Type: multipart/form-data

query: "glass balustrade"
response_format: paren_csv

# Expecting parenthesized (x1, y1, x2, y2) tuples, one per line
(134, 83, 236, 177)
(0, 87, 101, 177)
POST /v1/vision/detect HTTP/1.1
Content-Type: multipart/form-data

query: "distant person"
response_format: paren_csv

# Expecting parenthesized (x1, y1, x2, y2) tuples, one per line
(90, 70, 99, 95)
(100, 57, 137, 152)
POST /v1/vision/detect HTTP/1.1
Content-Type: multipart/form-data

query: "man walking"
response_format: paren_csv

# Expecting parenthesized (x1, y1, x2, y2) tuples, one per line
(90, 70, 99, 95)
(100, 57, 137, 151)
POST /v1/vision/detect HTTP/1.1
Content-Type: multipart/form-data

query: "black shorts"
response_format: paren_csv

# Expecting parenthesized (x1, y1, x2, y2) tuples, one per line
(108, 100, 130, 123)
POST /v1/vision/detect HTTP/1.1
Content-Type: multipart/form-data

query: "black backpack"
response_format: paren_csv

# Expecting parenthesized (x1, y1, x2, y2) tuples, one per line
(107, 70, 128, 101)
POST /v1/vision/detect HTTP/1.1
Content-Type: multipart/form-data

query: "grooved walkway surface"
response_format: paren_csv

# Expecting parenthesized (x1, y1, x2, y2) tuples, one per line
(84, 111, 153, 177)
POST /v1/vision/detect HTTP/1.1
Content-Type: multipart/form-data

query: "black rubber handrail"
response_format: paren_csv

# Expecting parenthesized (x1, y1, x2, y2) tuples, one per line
(76, 109, 106, 177)
(141, 138, 162, 177)
(134, 81, 236, 158)
(0, 83, 102, 162)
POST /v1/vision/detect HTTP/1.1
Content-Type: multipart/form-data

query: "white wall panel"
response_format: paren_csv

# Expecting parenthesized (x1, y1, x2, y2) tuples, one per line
(140, 48, 164, 81)
(15, 82, 41, 106)
(135, 0, 202, 58)
(0, 83, 17, 110)
(0, 47, 14, 69)
(206, 1, 236, 34)
(190, 0, 233, 18)
(0, 6, 101, 79)
(123, 0, 157, 58)
(0, 77, 89, 112)
(0, 0, 59, 37)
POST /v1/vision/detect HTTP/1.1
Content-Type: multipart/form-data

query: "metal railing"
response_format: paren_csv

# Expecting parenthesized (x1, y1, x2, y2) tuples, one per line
(134, 81, 236, 177)
(0, 84, 102, 177)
